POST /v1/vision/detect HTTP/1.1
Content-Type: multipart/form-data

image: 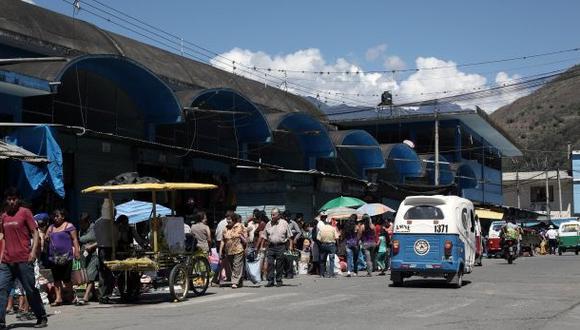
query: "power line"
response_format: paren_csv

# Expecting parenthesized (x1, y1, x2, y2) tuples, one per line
(62, 0, 580, 109)
(325, 68, 580, 118)
(249, 47, 580, 75)
(64, 0, 368, 106)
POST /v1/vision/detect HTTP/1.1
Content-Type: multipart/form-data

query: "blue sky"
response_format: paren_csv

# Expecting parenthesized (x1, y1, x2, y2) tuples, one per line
(31, 0, 580, 110)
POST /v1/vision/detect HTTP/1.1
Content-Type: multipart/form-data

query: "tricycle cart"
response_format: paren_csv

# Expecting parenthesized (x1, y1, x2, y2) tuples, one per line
(82, 182, 217, 302)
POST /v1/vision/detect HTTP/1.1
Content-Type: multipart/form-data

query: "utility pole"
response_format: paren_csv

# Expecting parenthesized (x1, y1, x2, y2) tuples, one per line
(557, 168, 563, 218)
(545, 165, 551, 221)
(516, 170, 521, 209)
(434, 101, 440, 186)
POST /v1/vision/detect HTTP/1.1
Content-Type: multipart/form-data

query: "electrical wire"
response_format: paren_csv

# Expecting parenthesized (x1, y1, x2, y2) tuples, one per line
(65, 0, 580, 108)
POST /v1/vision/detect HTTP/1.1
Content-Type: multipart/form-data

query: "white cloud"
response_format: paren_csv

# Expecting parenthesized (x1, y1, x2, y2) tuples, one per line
(211, 49, 526, 112)
(20, 0, 35, 4)
(479, 71, 527, 111)
(384, 56, 406, 71)
(365, 44, 387, 61)
(211, 47, 397, 106)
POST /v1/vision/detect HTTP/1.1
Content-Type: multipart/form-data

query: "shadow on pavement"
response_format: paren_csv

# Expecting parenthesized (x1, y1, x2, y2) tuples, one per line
(88, 292, 217, 308)
(389, 279, 472, 289)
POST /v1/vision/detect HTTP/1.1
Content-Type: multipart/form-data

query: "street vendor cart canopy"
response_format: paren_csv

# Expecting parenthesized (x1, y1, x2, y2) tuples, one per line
(81, 182, 217, 193)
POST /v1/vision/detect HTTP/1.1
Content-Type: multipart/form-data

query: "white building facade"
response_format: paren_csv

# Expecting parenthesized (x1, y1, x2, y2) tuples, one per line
(503, 171, 573, 219)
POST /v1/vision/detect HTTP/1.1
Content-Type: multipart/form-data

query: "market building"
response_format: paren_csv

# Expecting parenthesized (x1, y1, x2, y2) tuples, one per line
(0, 1, 523, 221)
(329, 104, 523, 208)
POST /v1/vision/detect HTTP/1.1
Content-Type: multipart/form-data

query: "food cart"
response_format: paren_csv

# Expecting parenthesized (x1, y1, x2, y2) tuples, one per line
(81, 182, 217, 302)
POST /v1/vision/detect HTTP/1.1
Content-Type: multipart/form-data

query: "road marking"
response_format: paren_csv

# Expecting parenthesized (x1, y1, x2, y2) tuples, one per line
(243, 293, 300, 303)
(152, 292, 255, 309)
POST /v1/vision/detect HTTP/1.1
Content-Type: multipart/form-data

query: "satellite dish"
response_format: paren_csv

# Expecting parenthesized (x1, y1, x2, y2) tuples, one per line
(403, 140, 415, 149)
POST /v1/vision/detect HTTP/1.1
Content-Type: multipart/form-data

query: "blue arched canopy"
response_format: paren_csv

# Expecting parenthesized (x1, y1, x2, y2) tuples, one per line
(331, 130, 385, 178)
(424, 155, 455, 186)
(187, 88, 272, 145)
(57, 55, 182, 127)
(381, 143, 423, 183)
(266, 112, 335, 169)
(456, 163, 478, 191)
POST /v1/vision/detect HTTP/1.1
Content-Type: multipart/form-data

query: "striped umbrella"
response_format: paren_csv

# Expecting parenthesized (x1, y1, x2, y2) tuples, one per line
(356, 203, 395, 217)
(325, 207, 363, 221)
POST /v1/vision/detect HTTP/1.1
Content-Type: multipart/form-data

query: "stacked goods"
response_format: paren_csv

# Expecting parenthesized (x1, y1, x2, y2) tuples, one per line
(105, 257, 158, 271)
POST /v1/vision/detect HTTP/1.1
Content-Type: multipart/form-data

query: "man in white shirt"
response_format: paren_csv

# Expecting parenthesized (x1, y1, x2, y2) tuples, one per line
(546, 225, 559, 255)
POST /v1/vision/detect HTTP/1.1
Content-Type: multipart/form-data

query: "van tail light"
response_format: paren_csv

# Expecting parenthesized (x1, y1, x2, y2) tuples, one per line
(444, 240, 453, 257)
(392, 240, 400, 255)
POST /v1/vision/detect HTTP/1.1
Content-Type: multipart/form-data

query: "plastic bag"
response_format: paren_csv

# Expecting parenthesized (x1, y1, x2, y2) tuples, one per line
(71, 259, 88, 285)
(245, 254, 262, 284)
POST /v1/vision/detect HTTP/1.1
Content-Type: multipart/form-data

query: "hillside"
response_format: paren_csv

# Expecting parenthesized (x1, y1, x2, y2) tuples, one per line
(491, 65, 580, 171)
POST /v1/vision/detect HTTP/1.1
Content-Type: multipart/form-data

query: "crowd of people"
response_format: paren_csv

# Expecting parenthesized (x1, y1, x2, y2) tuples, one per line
(202, 207, 394, 288)
(0, 186, 396, 329)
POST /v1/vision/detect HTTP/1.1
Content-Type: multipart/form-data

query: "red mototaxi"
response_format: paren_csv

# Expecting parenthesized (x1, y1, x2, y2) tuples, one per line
(486, 221, 506, 257)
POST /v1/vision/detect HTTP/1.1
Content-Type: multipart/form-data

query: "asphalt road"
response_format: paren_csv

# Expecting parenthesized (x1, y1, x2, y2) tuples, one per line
(9, 254, 580, 330)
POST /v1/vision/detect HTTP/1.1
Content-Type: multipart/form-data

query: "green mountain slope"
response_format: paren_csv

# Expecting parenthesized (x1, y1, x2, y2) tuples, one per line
(490, 65, 580, 171)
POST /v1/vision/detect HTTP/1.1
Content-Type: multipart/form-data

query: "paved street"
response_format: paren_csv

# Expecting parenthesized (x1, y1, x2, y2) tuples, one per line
(10, 255, 580, 330)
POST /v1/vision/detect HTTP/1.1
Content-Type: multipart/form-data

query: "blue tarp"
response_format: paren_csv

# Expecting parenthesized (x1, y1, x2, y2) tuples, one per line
(115, 200, 173, 224)
(7, 126, 64, 198)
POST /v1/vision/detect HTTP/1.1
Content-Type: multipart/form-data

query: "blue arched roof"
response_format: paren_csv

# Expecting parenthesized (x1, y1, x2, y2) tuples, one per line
(381, 143, 423, 182)
(186, 88, 272, 145)
(267, 112, 335, 167)
(424, 155, 455, 185)
(331, 130, 385, 178)
(456, 163, 478, 190)
(56, 55, 182, 125)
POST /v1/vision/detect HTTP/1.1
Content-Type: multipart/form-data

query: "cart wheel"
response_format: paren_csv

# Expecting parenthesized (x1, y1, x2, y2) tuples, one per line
(558, 248, 563, 256)
(169, 263, 190, 302)
(190, 257, 210, 296)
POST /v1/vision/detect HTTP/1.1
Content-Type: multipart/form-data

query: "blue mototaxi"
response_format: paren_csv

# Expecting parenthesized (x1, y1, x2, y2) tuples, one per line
(390, 195, 477, 288)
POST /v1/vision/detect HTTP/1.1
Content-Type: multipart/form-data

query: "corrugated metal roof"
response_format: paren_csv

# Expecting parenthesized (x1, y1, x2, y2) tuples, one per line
(0, 1, 323, 118)
(0, 140, 49, 163)
(503, 171, 572, 181)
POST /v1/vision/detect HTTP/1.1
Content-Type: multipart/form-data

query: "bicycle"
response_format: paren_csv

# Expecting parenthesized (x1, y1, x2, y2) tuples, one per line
(168, 249, 211, 301)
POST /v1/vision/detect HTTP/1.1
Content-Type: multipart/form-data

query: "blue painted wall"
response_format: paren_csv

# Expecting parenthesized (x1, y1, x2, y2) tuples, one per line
(572, 153, 580, 215)
(0, 93, 22, 121)
(344, 119, 504, 204)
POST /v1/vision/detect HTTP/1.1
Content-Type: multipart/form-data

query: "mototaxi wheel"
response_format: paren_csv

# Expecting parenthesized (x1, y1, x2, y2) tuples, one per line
(445, 268, 463, 288)
(189, 256, 210, 296)
(169, 263, 190, 302)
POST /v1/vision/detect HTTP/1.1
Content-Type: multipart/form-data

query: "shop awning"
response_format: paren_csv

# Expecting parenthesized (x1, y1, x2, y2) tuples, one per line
(476, 208, 504, 220)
